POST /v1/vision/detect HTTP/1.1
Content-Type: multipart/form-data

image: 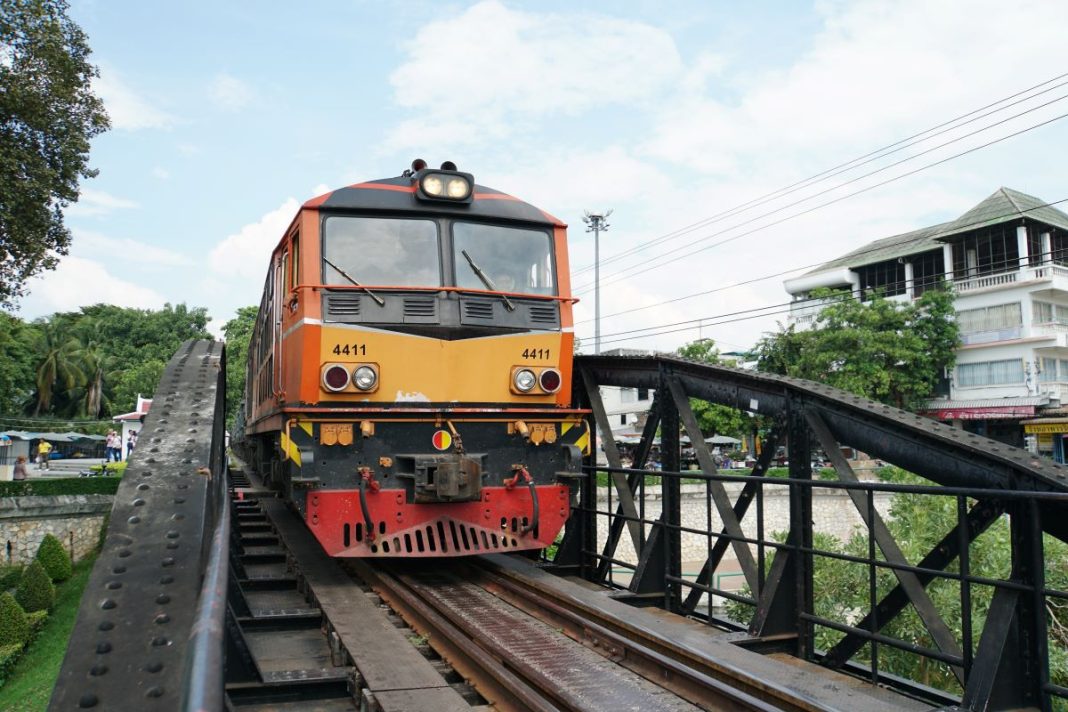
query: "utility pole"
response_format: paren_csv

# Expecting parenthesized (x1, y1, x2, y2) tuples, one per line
(582, 210, 612, 354)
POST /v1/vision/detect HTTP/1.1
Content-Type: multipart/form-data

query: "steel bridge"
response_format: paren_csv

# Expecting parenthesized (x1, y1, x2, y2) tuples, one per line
(46, 342, 1068, 711)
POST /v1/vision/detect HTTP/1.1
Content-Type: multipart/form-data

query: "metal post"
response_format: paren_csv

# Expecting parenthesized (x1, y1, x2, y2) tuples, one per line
(583, 210, 612, 354)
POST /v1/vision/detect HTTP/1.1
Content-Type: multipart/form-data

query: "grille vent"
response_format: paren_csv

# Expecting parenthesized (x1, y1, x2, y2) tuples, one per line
(529, 303, 559, 325)
(327, 294, 361, 318)
(403, 297, 436, 318)
(347, 518, 525, 555)
(463, 300, 494, 320)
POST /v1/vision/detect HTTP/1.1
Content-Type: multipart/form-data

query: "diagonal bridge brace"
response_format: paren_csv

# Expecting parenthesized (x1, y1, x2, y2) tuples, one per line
(806, 410, 965, 685)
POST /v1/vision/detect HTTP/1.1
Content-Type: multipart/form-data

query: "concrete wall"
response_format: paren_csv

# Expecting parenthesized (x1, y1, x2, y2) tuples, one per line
(0, 495, 113, 565)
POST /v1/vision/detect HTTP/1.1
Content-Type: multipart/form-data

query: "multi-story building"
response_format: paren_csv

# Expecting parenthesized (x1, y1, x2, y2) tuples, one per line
(783, 187, 1068, 460)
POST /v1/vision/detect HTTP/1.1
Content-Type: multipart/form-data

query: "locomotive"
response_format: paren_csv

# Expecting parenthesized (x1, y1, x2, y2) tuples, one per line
(240, 160, 588, 557)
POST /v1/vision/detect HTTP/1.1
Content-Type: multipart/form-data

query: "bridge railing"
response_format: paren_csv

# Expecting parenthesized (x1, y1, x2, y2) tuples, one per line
(553, 354, 1068, 712)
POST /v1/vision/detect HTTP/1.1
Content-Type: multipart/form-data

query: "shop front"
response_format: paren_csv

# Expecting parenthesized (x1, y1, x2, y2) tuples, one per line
(1022, 419, 1068, 463)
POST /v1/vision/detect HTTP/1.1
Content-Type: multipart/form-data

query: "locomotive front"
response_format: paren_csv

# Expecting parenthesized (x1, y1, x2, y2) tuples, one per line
(245, 161, 587, 557)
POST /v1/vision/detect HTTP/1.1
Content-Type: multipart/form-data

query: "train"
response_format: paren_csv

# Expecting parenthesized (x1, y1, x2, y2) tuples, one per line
(237, 160, 588, 557)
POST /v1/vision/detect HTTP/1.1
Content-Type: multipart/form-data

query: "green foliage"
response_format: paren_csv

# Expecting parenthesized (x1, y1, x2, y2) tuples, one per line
(0, 593, 28, 646)
(14, 562, 54, 613)
(0, 315, 39, 414)
(34, 535, 71, 582)
(0, 642, 22, 686)
(88, 461, 126, 476)
(0, 477, 120, 497)
(223, 306, 258, 426)
(676, 339, 749, 438)
(24, 610, 47, 638)
(0, 0, 110, 307)
(0, 566, 24, 592)
(755, 287, 959, 410)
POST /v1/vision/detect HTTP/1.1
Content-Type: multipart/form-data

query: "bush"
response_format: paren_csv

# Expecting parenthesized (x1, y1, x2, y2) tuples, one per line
(88, 462, 127, 476)
(14, 562, 54, 613)
(0, 477, 121, 497)
(0, 593, 28, 646)
(25, 609, 48, 638)
(0, 642, 22, 686)
(35, 534, 72, 582)
(0, 566, 23, 591)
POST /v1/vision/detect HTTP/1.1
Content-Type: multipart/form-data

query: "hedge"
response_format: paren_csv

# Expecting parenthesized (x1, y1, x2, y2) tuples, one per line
(14, 562, 54, 613)
(35, 534, 72, 582)
(0, 642, 21, 686)
(0, 566, 23, 591)
(25, 610, 48, 637)
(0, 593, 28, 646)
(0, 477, 120, 498)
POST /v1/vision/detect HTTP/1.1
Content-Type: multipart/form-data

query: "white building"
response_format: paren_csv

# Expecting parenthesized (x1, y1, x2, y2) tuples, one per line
(598, 349, 655, 438)
(784, 187, 1068, 460)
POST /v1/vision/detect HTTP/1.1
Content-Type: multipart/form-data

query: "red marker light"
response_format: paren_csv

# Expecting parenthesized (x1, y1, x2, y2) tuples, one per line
(539, 369, 562, 393)
(323, 365, 350, 391)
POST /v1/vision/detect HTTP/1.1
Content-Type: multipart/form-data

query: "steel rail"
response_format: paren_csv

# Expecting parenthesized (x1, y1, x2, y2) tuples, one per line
(348, 560, 559, 712)
(476, 563, 815, 712)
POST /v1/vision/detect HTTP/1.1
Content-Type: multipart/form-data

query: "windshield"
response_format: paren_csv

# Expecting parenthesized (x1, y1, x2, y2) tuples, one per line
(322, 216, 440, 286)
(453, 222, 555, 295)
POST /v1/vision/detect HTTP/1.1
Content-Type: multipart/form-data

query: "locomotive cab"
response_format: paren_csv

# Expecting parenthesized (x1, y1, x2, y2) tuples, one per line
(243, 162, 588, 557)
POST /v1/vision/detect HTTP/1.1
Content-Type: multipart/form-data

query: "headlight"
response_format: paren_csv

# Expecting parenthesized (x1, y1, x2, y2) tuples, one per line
(352, 365, 378, 391)
(446, 177, 471, 199)
(514, 368, 537, 392)
(422, 175, 444, 196)
(323, 364, 350, 392)
(539, 368, 562, 393)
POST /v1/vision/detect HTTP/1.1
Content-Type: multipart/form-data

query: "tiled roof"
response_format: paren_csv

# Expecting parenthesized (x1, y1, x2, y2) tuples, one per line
(803, 187, 1068, 275)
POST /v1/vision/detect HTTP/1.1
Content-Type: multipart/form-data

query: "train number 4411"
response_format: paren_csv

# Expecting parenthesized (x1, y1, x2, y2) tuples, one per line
(522, 348, 550, 359)
(332, 343, 366, 356)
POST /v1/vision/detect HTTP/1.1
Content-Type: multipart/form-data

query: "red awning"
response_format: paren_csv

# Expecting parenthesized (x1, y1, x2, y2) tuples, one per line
(928, 405, 1036, 420)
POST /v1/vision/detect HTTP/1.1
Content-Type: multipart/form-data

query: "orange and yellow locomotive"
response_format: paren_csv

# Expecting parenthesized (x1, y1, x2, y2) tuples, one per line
(242, 160, 587, 557)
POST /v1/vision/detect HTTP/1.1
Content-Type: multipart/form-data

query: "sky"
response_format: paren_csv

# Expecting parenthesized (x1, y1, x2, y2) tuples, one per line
(16, 0, 1068, 355)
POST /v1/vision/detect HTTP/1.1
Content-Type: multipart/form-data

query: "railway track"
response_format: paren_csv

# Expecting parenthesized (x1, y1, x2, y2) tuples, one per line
(225, 464, 920, 712)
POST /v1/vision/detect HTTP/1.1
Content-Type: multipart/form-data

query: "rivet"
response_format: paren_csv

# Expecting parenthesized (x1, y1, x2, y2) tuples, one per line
(127, 516, 140, 525)
(174, 498, 186, 504)
(154, 614, 170, 624)
(145, 687, 164, 698)
(161, 558, 175, 567)
(171, 514, 185, 521)
(106, 581, 122, 590)
(89, 664, 108, 676)
(118, 550, 132, 558)
(98, 621, 114, 631)
(96, 641, 112, 653)
(100, 599, 116, 610)
(156, 594, 171, 604)
(112, 566, 125, 575)
(78, 694, 98, 708)
(145, 661, 164, 673)
(133, 499, 145, 507)
(166, 531, 180, 539)
(160, 576, 174, 584)
(137, 483, 150, 491)
(166, 542, 179, 550)
(151, 636, 169, 647)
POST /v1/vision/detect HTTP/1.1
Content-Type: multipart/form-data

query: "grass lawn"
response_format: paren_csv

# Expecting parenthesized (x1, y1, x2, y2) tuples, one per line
(0, 555, 97, 711)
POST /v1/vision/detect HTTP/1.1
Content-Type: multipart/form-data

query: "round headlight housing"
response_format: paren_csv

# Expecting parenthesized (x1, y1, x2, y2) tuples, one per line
(514, 368, 537, 393)
(422, 175, 444, 196)
(323, 364, 350, 392)
(446, 177, 471, 199)
(539, 368, 562, 393)
(352, 365, 377, 391)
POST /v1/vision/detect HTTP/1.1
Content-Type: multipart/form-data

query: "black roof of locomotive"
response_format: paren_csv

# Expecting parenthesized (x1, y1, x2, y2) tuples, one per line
(304, 174, 565, 227)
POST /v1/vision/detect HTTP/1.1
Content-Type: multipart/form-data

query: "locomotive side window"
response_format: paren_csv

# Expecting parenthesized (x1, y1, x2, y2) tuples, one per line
(322, 216, 440, 287)
(452, 222, 555, 295)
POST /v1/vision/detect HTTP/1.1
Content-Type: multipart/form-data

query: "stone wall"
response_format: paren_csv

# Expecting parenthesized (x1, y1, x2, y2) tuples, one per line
(0, 495, 114, 565)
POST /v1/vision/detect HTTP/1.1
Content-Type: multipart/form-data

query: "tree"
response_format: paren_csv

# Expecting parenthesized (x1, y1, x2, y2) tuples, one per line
(13, 560, 53, 613)
(222, 306, 257, 426)
(0, 0, 109, 306)
(0, 313, 38, 413)
(34, 533, 71, 581)
(30, 320, 79, 415)
(755, 287, 959, 410)
(676, 339, 748, 439)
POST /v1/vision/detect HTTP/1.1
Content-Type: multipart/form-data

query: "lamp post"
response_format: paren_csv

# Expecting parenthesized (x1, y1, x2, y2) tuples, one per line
(582, 210, 612, 354)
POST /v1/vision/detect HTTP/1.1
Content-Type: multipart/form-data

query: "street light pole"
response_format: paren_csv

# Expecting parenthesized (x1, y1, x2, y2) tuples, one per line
(582, 210, 612, 354)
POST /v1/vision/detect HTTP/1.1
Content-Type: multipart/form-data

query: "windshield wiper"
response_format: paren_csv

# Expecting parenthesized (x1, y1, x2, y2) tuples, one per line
(461, 249, 515, 311)
(323, 257, 385, 306)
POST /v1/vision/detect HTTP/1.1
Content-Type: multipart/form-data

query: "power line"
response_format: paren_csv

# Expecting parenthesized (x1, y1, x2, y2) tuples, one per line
(580, 203, 1068, 348)
(575, 197, 1068, 326)
(572, 71, 1068, 278)
(573, 107, 1068, 295)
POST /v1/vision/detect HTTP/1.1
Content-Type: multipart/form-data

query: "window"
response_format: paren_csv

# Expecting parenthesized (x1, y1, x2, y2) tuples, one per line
(956, 303, 1021, 334)
(911, 249, 945, 296)
(637, 388, 649, 401)
(951, 226, 1020, 278)
(620, 414, 627, 426)
(857, 260, 906, 300)
(452, 222, 556, 295)
(957, 360, 1025, 387)
(323, 216, 440, 287)
(1033, 301, 1068, 325)
(620, 388, 637, 403)
(289, 232, 300, 290)
(1040, 358, 1059, 383)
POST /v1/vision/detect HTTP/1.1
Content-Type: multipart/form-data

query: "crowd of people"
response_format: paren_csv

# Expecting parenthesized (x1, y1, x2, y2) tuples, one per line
(104, 429, 136, 462)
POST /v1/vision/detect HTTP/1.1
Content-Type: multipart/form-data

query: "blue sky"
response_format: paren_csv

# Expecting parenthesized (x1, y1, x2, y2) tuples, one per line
(18, 0, 1068, 353)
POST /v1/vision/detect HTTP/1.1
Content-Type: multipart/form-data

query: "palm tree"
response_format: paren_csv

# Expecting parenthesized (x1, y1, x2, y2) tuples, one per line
(31, 322, 82, 416)
(68, 323, 113, 419)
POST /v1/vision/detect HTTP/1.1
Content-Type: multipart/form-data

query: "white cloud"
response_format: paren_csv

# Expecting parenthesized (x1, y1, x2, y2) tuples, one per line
(208, 73, 255, 112)
(385, 0, 688, 149)
(64, 188, 139, 217)
(151, 166, 170, 180)
(17, 255, 166, 317)
(73, 230, 193, 267)
(93, 68, 175, 130)
(209, 198, 299, 280)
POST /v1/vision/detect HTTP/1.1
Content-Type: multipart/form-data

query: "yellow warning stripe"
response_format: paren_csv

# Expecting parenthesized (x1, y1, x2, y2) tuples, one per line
(280, 430, 301, 468)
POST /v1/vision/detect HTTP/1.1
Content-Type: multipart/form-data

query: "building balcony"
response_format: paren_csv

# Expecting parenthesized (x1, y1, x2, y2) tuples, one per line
(955, 263, 1068, 295)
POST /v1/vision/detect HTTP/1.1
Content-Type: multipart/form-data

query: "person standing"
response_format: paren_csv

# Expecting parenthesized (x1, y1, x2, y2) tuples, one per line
(37, 440, 52, 471)
(127, 430, 137, 460)
(13, 455, 28, 481)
